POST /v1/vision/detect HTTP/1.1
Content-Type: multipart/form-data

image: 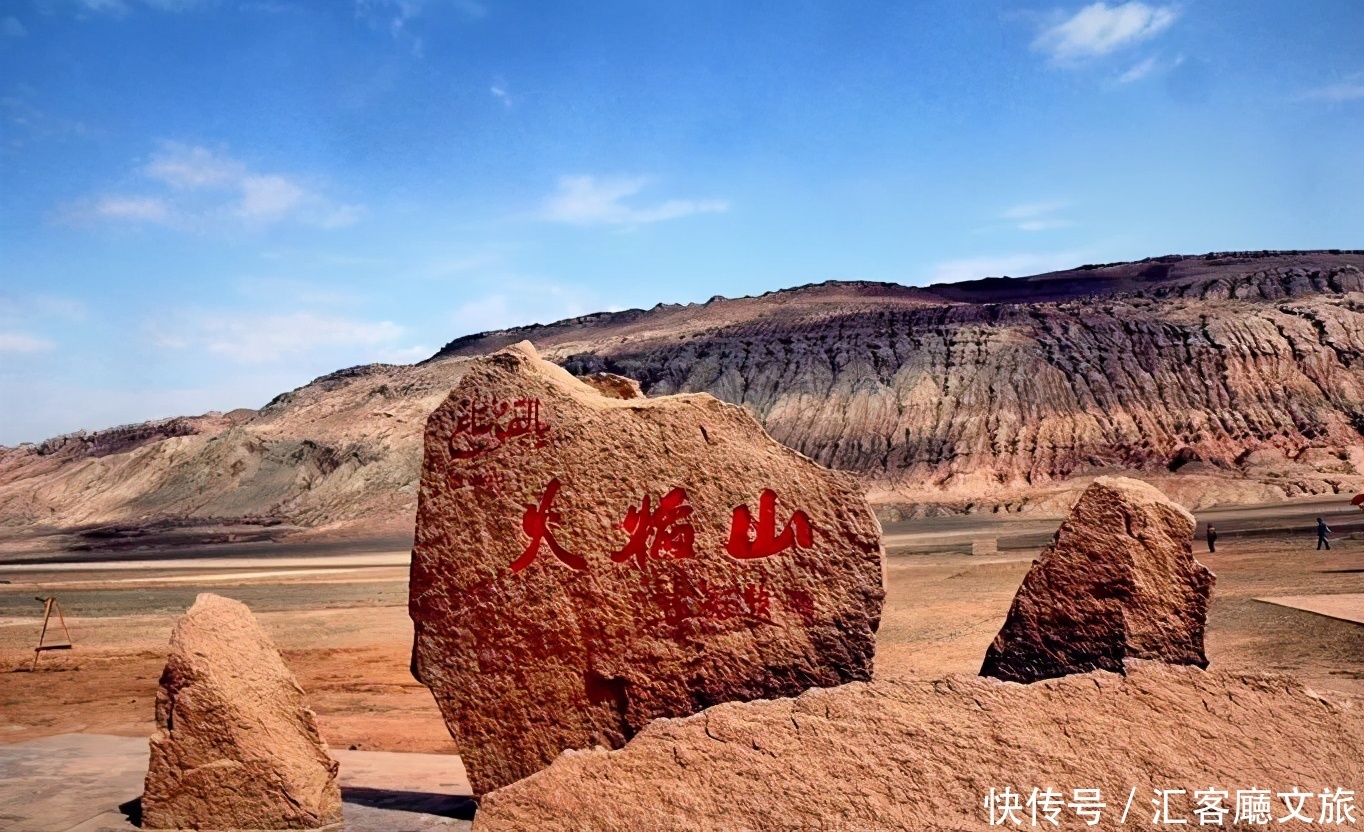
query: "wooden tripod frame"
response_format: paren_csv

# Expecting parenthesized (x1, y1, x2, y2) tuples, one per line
(32, 596, 74, 671)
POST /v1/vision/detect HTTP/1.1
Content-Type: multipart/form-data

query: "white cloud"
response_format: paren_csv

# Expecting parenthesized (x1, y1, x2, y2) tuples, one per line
(930, 251, 1088, 283)
(150, 310, 408, 363)
(1300, 78, 1364, 102)
(376, 344, 432, 363)
(1, 91, 92, 145)
(542, 175, 729, 226)
(354, 0, 486, 56)
(0, 295, 87, 338)
(1015, 219, 1073, 232)
(1001, 201, 1073, 232)
(0, 375, 296, 446)
(239, 175, 305, 220)
(79, 0, 130, 11)
(1116, 55, 1158, 83)
(145, 143, 244, 188)
(2, 16, 27, 36)
(71, 142, 363, 232)
(1034, 2, 1177, 63)
(95, 195, 171, 221)
(448, 277, 594, 337)
(450, 294, 514, 333)
(22, 296, 88, 322)
(76, 0, 210, 13)
(490, 83, 511, 108)
(0, 332, 55, 353)
(315, 203, 366, 228)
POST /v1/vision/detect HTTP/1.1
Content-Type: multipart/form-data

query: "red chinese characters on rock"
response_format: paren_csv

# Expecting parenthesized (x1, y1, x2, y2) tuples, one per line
(450, 397, 550, 460)
(509, 481, 813, 572)
(657, 579, 776, 629)
(726, 489, 814, 559)
(612, 488, 697, 569)
(445, 466, 508, 497)
(696, 580, 773, 623)
(510, 478, 587, 573)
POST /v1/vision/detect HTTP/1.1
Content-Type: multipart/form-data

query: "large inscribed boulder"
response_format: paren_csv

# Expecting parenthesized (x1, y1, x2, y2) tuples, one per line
(142, 593, 342, 830)
(410, 341, 884, 794)
(981, 476, 1215, 684)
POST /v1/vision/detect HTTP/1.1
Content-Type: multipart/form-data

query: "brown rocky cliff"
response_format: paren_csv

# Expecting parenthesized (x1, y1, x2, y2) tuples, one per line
(0, 359, 473, 540)
(4, 251, 1364, 542)
(554, 259, 1364, 511)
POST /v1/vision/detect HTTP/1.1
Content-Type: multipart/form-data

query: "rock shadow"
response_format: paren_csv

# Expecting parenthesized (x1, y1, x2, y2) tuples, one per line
(118, 797, 142, 827)
(342, 786, 477, 820)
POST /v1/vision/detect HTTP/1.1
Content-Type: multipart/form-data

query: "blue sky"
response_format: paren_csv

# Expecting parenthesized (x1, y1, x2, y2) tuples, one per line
(1, 0, 1362, 444)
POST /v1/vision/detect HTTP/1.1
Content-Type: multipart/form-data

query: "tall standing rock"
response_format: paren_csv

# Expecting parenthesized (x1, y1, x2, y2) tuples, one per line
(410, 341, 884, 794)
(981, 476, 1215, 684)
(142, 593, 343, 830)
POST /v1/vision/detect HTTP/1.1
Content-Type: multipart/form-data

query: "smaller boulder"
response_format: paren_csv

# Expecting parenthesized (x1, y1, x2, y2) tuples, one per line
(578, 371, 644, 400)
(980, 476, 1214, 684)
(142, 593, 343, 830)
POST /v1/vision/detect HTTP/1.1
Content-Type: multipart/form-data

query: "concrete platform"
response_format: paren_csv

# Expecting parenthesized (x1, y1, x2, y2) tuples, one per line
(1257, 593, 1364, 625)
(0, 734, 474, 832)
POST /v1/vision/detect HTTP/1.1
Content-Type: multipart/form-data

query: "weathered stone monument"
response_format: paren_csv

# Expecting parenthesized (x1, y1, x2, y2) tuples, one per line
(410, 341, 884, 794)
(142, 593, 343, 830)
(980, 476, 1215, 684)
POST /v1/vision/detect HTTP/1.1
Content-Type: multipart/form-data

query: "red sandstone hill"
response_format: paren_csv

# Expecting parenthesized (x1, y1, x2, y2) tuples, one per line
(3, 250, 1364, 551)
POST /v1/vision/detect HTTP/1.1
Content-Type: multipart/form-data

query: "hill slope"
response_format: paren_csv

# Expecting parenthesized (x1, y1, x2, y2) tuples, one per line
(4, 250, 1364, 549)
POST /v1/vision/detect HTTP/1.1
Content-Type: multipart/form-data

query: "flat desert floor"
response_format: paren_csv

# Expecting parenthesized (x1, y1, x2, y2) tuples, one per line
(2, 499, 1362, 756)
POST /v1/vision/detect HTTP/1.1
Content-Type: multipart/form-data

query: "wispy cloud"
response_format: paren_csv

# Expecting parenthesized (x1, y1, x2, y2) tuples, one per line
(0, 332, 55, 354)
(451, 294, 514, 334)
(1034, 2, 1177, 63)
(930, 251, 1088, 284)
(541, 175, 729, 227)
(0, 295, 89, 323)
(0, 376, 297, 446)
(355, 0, 486, 56)
(0, 295, 85, 358)
(93, 195, 171, 221)
(2, 91, 93, 149)
(75, 0, 213, 14)
(490, 82, 511, 108)
(1300, 75, 1364, 102)
(69, 142, 363, 231)
(2, 16, 27, 36)
(1116, 55, 1159, 83)
(449, 276, 594, 337)
(144, 143, 242, 188)
(1001, 201, 1073, 232)
(148, 310, 409, 363)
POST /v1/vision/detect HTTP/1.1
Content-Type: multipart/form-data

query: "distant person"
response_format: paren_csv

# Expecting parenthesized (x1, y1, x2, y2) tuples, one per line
(1206, 524, 1217, 553)
(1317, 517, 1332, 550)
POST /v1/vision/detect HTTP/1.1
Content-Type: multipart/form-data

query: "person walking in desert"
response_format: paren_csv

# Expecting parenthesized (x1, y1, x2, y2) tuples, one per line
(1316, 517, 1332, 550)
(1206, 524, 1217, 553)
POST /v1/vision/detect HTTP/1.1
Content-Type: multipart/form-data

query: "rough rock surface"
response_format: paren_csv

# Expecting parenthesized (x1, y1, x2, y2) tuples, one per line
(142, 593, 343, 830)
(579, 371, 644, 400)
(473, 664, 1364, 832)
(981, 476, 1214, 683)
(410, 341, 884, 794)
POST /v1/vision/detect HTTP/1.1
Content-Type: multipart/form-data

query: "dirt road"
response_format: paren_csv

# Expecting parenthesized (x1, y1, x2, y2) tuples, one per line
(2, 506, 1361, 753)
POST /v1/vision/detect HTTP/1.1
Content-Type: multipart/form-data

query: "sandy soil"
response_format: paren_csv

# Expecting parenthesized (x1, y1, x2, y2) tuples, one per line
(1, 515, 1361, 754)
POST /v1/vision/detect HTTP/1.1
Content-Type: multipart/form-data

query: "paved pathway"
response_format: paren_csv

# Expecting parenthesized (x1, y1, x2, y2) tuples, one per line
(0, 734, 474, 831)
(1257, 593, 1364, 626)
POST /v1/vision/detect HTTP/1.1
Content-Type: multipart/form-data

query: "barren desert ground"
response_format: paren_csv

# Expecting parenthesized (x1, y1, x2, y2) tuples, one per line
(2, 498, 1361, 755)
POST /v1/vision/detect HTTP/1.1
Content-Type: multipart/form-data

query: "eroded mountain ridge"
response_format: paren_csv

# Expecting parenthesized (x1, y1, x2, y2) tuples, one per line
(4, 250, 1363, 547)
